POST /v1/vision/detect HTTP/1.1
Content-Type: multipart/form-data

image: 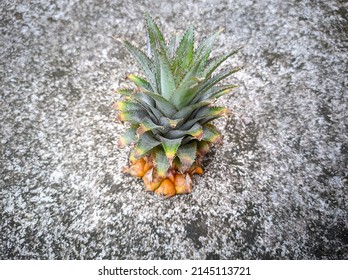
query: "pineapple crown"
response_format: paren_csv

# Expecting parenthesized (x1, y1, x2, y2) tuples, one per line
(116, 14, 241, 177)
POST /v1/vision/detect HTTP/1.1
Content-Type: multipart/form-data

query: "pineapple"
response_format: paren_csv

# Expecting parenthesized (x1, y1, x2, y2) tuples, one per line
(115, 14, 240, 198)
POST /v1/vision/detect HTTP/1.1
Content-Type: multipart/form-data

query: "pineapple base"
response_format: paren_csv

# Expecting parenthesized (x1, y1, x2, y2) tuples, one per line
(124, 157, 203, 198)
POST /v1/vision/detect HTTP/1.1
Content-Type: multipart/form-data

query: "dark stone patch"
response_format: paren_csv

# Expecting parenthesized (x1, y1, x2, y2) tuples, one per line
(65, 82, 82, 103)
(97, 104, 111, 115)
(306, 219, 348, 259)
(102, 172, 114, 186)
(185, 212, 208, 249)
(51, 69, 68, 78)
(206, 252, 220, 260)
(318, 103, 333, 124)
(262, 50, 287, 67)
(14, 12, 23, 20)
(241, 201, 262, 245)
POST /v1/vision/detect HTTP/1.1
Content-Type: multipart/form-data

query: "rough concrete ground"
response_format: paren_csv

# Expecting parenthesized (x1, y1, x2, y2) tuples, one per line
(1, 0, 347, 259)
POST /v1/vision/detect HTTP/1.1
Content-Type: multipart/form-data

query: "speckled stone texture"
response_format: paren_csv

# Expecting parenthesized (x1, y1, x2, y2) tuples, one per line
(1, 0, 347, 259)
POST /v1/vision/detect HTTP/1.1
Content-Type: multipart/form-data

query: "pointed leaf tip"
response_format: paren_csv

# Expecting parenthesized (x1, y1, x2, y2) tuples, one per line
(118, 126, 138, 148)
(177, 142, 197, 170)
(160, 136, 184, 164)
(154, 148, 171, 178)
(134, 132, 161, 158)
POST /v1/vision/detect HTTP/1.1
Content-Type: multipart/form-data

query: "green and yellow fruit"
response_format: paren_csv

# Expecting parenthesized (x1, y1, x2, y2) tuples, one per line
(115, 14, 240, 197)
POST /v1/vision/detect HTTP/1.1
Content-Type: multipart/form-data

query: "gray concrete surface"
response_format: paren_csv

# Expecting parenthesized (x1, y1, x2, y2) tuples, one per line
(1, 0, 347, 259)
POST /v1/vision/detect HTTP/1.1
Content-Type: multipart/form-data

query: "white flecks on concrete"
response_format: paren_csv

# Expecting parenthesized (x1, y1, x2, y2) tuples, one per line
(1, 0, 347, 259)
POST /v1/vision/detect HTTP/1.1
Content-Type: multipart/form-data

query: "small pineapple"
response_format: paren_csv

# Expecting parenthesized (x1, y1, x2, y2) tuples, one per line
(115, 14, 240, 198)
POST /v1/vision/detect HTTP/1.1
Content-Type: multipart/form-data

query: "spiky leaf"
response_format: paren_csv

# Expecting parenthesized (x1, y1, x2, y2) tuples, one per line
(170, 41, 218, 109)
(170, 78, 201, 109)
(128, 74, 153, 92)
(204, 47, 242, 77)
(165, 123, 203, 140)
(116, 88, 134, 96)
(115, 100, 143, 112)
(172, 27, 194, 80)
(134, 132, 161, 158)
(158, 51, 176, 100)
(196, 85, 238, 102)
(177, 141, 197, 170)
(159, 116, 184, 129)
(191, 67, 241, 104)
(180, 106, 229, 129)
(145, 13, 166, 51)
(173, 157, 183, 170)
(202, 124, 221, 143)
(160, 136, 184, 164)
(192, 29, 221, 72)
(118, 126, 138, 148)
(143, 91, 177, 117)
(117, 110, 148, 124)
(167, 33, 180, 60)
(154, 147, 170, 177)
(116, 87, 160, 119)
(136, 118, 164, 136)
(197, 140, 210, 157)
(172, 101, 211, 120)
(123, 41, 157, 93)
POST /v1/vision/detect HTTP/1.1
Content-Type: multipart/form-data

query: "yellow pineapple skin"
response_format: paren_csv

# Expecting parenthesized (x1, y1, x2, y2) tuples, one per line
(143, 168, 163, 192)
(125, 156, 204, 198)
(174, 173, 192, 194)
(155, 179, 176, 198)
(129, 158, 146, 177)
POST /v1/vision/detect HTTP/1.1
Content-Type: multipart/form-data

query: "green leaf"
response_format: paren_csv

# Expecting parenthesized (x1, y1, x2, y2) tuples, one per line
(197, 140, 210, 157)
(145, 13, 166, 51)
(153, 147, 171, 177)
(172, 101, 211, 119)
(190, 29, 221, 75)
(170, 78, 201, 109)
(180, 106, 229, 129)
(170, 50, 207, 108)
(177, 141, 197, 170)
(196, 85, 238, 102)
(145, 14, 171, 96)
(204, 47, 242, 77)
(173, 157, 183, 170)
(160, 136, 184, 164)
(115, 90, 163, 123)
(167, 33, 180, 60)
(127, 93, 164, 122)
(128, 74, 153, 92)
(202, 124, 221, 143)
(115, 100, 143, 112)
(158, 51, 176, 100)
(195, 106, 229, 119)
(136, 118, 164, 136)
(165, 123, 203, 140)
(190, 67, 241, 105)
(117, 110, 148, 124)
(118, 126, 138, 148)
(134, 132, 161, 158)
(201, 67, 241, 92)
(116, 88, 134, 96)
(172, 27, 194, 79)
(143, 91, 177, 117)
(159, 117, 184, 129)
(193, 29, 221, 63)
(123, 41, 157, 93)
